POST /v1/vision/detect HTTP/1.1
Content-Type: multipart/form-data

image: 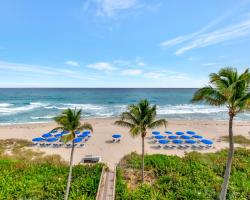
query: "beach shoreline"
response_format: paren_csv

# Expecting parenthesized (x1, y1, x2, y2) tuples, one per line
(0, 118, 249, 168)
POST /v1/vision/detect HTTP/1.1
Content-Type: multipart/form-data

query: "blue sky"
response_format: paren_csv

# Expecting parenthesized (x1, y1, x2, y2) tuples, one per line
(1, 0, 250, 87)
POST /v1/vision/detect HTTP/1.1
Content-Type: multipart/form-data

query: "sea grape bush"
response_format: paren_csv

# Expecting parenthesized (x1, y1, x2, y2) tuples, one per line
(116, 149, 250, 200)
(0, 159, 103, 200)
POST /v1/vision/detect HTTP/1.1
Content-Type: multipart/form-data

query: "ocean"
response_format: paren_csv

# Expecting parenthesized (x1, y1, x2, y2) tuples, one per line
(0, 88, 249, 124)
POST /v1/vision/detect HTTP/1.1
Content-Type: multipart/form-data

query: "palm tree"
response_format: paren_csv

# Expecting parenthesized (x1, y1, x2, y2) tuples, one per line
(53, 108, 93, 200)
(115, 99, 167, 182)
(192, 67, 250, 200)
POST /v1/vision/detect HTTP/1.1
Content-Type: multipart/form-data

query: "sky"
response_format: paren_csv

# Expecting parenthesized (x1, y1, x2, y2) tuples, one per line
(1, 0, 250, 88)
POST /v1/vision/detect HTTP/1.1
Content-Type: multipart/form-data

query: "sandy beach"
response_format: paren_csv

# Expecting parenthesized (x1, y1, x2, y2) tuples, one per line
(0, 118, 249, 168)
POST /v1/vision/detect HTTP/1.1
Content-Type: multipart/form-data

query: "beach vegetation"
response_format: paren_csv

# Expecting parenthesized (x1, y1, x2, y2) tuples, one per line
(221, 135, 250, 146)
(53, 108, 93, 200)
(0, 139, 102, 200)
(192, 67, 250, 200)
(115, 99, 167, 183)
(116, 149, 250, 200)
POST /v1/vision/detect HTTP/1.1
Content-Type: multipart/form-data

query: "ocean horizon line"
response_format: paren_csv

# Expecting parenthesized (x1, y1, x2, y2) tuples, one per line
(0, 87, 200, 89)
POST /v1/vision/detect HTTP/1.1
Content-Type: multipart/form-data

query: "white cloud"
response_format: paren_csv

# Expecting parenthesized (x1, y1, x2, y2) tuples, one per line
(144, 71, 190, 81)
(65, 60, 79, 67)
(137, 61, 146, 66)
(98, 0, 139, 17)
(175, 18, 250, 55)
(87, 62, 116, 71)
(202, 62, 220, 66)
(0, 61, 96, 80)
(144, 72, 163, 79)
(122, 69, 142, 76)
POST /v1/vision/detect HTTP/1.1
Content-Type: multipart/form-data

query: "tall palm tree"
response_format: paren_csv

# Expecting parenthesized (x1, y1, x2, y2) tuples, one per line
(53, 108, 93, 200)
(115, 99, 167, 182)
(192, 67, 250, 200)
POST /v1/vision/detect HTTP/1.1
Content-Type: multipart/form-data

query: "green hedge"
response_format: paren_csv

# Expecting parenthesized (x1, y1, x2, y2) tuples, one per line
(116, 149, 250, 200)
(0, 158, 103, 200)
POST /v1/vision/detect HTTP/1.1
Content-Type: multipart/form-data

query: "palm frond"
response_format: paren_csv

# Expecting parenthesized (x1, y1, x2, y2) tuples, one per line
(148, 119, 168, 129)
(192, 86, 226, 106)
(77, 122, 93, 132)
(114, 120, 135, 129)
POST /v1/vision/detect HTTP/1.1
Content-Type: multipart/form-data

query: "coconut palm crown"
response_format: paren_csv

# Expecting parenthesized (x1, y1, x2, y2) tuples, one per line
(192, 67, 250, 200)
(115, 99, 167, 182)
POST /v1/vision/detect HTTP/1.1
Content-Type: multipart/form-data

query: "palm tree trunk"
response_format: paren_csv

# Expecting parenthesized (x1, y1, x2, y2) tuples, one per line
(141, 135, 145, 183)
(64, 140, 75, 200)
(220, 114, 234, 200)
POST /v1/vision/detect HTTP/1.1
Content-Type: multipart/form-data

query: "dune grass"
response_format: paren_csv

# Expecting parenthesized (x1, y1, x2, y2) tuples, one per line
(221, 135, 250, 146)
(0, 139, 103, 200)
(116, 149, 250, 200)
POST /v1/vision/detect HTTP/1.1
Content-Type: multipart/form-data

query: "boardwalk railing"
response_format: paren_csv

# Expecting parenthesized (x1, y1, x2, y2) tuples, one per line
(96, 166, 105, 200)
(112, 165, 117, 200)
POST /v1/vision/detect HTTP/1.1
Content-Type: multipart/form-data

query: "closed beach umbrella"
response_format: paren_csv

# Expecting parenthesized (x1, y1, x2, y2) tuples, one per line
(180, 135, 191, 139)
(42, 133, 52, 138)
(155, 135, 165, 140)
(176, 131, 184, 135)
(168, 135, 178, 139)
(201, 139, 213, 145)
(192, 135, 203, 139)
(164, 131, 172, 134)
(112, 134, 121, 139)
(185, 139, 196, 144)
(158, 139, 169, 144)
(172, 139, 183, 144)
(186, 131, 196, 135)
(152, 131, 160, 135)
(46, 137, 58, 142)
(73, 137, 83, 143)
(32, 137, 44, 142)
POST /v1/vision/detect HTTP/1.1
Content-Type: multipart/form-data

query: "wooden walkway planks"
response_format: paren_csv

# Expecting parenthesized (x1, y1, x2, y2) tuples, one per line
(96, 169, 116, 200)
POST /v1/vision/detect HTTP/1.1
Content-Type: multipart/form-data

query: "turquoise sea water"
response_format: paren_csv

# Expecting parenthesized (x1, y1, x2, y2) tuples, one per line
(0, 88, 249, 124)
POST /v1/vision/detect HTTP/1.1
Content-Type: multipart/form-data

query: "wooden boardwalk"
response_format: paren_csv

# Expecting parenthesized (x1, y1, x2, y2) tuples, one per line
(96, 169, 116, 200)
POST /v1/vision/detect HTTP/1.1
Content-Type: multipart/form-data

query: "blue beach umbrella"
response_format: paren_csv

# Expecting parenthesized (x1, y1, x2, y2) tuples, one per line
(176, 131, 184, 135)
(77, 134, 87, 138)
(152, 131, 160, 135)
(164, 131, 172, 134)
(112, 134, 121, 139)
(158, 139, 169, 144)
(32, 137, 44, 142)
(83, 131, 91, 134)
(168, 135, 178, 139)
(180, 135, 191, 139)
(172, 139, 183, 144)
(50, 129, 57, 133)
(42, 133, 52, 138)
(185, 139, 197, 144)
(61, 131, 69, 134)
(192, 135, 203, 139)
(155, 135, 165, 140)
(46, 137, 58, 142)
(186, 131, 196, 135)
(75, 131, 80, 134)
(54, 133, 62, 138)
(201, 139, 213, 145)
(73, 137, 83, 143)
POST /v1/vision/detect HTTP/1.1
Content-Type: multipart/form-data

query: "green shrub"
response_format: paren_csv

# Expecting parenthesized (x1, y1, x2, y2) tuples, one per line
(116, 148, 250, 200)
(0, 139, 103, 200)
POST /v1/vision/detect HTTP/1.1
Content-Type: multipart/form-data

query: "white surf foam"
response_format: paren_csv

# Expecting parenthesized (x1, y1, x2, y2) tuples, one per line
(157, 104, 227, 115)
(0, 103, 14, 107)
